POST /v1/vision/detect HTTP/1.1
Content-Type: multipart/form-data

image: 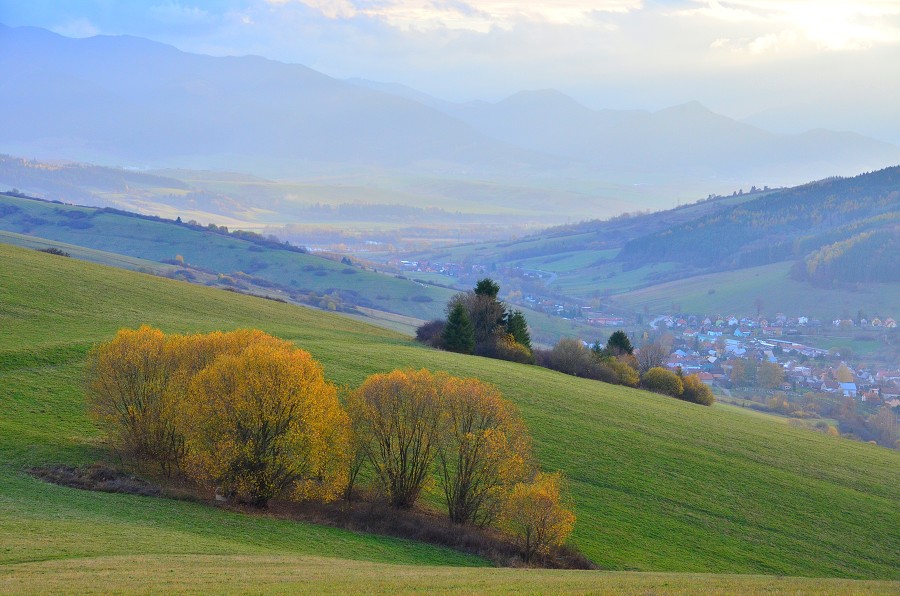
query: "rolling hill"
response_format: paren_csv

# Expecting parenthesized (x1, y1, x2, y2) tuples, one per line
(1, 243, 898, 592)
(0, 191, 603, 345)
(408, 167, 900, 320)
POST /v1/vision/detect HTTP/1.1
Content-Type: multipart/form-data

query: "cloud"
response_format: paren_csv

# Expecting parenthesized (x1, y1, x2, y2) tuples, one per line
(270, 0, 642, 31)
(51, 18, 100, 38)
(679, 0, 900, 53)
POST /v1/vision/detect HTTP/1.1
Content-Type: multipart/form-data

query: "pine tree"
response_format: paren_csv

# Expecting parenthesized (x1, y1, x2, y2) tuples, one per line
(443, 301, 475, 354)
(606, 330, 634, 356)
(505, 310, 532, 350)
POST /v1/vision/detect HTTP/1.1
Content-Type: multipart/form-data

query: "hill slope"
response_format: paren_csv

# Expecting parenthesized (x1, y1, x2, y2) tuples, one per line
(1, 244, 898, 584)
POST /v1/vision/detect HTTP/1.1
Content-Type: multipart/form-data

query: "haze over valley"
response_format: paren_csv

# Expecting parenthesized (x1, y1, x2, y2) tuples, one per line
(1, 3, 898, 593)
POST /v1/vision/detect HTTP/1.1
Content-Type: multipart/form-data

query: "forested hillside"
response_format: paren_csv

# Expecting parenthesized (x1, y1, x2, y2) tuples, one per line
(617, 167, 900, 285)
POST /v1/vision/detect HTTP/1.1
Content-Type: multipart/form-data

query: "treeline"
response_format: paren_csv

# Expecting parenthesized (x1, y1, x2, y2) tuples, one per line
(618, 166, 900, 272)
(417, 285, 713, 406)
(534, 333, 714, 406)
(86, 327, 576, 564)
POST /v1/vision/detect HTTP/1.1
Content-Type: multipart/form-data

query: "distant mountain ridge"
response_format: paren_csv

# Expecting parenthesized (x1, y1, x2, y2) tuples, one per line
(1, 24, 899, 191)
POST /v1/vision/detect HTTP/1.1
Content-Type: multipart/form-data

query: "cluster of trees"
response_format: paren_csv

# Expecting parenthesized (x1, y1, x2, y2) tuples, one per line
(419, 293, 713, 406)
(85, 327, 575, 562)
(728, 358, 786, 391)
(537, 332, 714, 406)
(418, 279, 534, 364)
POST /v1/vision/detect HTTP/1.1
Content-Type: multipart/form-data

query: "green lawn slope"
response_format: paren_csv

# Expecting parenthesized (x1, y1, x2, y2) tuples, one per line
(1, 244, 898, 591)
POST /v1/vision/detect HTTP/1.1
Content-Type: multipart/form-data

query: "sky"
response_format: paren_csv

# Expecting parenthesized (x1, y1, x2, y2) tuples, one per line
(2, 1, 899, 137)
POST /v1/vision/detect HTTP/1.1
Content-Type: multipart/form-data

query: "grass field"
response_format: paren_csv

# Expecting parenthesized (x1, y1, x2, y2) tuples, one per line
(1, 244, 898, 591)
(0, 195, 600, 344)
(611, 261, 900, 320)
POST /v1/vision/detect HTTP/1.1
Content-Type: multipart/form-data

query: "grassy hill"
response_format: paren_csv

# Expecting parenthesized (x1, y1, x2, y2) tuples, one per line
(1, 244, 899, 591)
(610, 261, 900, 319)
(408, 169, 900, 320)
(0, 192, 457, 321)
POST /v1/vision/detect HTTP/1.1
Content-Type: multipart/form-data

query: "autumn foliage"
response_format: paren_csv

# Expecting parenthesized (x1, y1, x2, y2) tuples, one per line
(500, 472, 576, 563)
(86, 328, 575, 561)
(85, 327, 349, 507)
(437, 375, 532, 526)
(349, 369, 445, 509)
(182, 342, 349, 506)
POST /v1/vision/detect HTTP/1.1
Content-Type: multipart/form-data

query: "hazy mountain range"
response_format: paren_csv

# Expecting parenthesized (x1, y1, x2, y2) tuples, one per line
(2, 24, 899, 195)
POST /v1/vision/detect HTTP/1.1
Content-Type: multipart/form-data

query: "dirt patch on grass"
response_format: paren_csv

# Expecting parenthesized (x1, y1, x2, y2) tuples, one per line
(30, 463, 162, 497)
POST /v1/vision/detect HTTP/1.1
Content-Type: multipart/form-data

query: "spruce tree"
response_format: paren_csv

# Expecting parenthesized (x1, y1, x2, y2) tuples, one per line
(505, 310, 532, 350)
(606, 330, 634, 356)
(443, 301, 475, 354)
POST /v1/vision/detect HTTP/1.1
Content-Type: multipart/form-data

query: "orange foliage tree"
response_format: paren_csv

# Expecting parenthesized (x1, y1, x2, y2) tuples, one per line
(181, 341, 350, 507)
(500, 471, 576, 563)
(349, 369, 445, 509)
(85, 325, 185, 475)
(437, 375, 532, 526)
(86, 327, 350, 507)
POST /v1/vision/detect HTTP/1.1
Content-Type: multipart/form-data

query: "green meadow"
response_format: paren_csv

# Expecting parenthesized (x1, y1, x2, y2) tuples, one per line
(611, 261, 900, 320)
(0, 244, 898, 592)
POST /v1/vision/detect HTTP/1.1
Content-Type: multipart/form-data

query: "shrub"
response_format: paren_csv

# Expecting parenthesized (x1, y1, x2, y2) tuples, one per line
(181, 341, 350, 507)
(84, 326, 184, 476)
(475, 330, 534, 364)
(500, 471, 576, 563)
(437, 375, 532, 526)
(607, 356, 640, 387)
(680, 374, 715, 406)
(349, 369, 445, 508)
(641, 367, 684, 397)
(38, 247, 70, 257)
(415, 319, 446, 348)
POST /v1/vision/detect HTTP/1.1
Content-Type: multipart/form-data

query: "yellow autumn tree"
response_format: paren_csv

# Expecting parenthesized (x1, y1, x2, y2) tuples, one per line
(437, 375, 532, 526)
(680, 374, 715, 406)
(181, 341, 350, 507)
(85, 325, 185, 475)
(500, 471, 576, 563)
(349, 369, 445, 509)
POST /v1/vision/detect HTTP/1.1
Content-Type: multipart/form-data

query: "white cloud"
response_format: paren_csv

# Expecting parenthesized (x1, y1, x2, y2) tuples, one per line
(680, 0, 900, 53)
(51, 18, 99, 38)
(270, 0, 642, 31)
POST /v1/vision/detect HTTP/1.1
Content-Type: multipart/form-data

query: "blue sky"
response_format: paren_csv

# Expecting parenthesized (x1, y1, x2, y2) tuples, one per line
(2, 1, 899, 132)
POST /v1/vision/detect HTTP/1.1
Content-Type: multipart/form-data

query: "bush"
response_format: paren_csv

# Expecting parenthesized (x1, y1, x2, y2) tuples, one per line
(182, 341, 350, 507)
(641, 367, 684, 397)
(38, 247, 70, 257)
(607, 356, 639, 387)
(437, 375, 532, 526)
(86, 327, 351, 507)
(415, 319, 446, 347)
(500, 472, 576, 563)
(85, 326, 185, 476)
(349, 369, 445, 508)
(680, 374, 715, 406)
(475, 330, 534, 364)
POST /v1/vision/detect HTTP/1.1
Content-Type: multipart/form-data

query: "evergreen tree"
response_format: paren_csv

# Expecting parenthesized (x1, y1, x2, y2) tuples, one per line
(606, 330, 634, 356)
(474, 278, 500, 299)
(443, 301, 475, 354)
(505, 310, 532, 350)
